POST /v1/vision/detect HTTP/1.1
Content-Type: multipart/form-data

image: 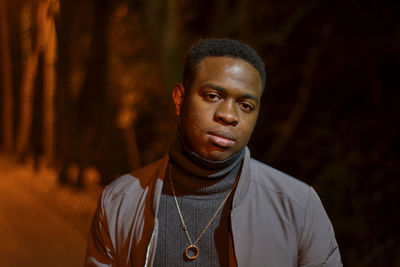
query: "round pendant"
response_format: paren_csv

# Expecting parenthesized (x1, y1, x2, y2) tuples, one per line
(185, 244, 199, 260)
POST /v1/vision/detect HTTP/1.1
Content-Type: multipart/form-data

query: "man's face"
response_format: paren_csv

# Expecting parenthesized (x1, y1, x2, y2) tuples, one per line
(173, 56, 262, 161)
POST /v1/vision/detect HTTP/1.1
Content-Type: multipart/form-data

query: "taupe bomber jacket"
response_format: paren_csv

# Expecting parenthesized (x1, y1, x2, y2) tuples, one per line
(85, 147, 342, 267)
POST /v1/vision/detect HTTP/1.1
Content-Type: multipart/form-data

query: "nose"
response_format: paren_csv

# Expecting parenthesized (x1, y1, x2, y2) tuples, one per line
(214, 100, 238, 126)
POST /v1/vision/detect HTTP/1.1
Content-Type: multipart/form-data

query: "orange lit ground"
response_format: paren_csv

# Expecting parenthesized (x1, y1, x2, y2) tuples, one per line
(0, 155, 101, 266)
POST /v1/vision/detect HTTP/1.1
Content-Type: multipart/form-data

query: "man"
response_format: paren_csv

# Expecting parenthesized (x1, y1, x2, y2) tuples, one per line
(85, 39, 342, 266)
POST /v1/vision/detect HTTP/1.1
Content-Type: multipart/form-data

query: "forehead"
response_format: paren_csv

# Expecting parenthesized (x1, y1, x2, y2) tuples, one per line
(192, 56, 263, 97)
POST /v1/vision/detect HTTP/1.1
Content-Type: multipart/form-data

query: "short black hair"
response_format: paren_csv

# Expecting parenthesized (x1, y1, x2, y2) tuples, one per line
(182, 38, 266, 92)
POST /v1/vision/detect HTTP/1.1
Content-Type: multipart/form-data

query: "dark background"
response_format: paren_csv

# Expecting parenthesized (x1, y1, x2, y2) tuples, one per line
(1, 0, 399, 265)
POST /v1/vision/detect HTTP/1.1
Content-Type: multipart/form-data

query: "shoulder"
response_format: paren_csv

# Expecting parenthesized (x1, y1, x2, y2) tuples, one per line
(101, 157, 167, 202)
(248, 157, 312, 210)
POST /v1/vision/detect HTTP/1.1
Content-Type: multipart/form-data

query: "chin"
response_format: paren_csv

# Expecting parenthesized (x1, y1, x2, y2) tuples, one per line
(204, 150, 234, 162)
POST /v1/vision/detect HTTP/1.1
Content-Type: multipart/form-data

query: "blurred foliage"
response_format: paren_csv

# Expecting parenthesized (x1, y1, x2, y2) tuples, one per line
(0, 0, 399, 265)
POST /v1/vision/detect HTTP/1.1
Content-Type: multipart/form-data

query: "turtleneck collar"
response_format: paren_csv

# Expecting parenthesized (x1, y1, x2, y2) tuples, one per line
(166, 130, 244, 195)
(168, 130, 245, 179)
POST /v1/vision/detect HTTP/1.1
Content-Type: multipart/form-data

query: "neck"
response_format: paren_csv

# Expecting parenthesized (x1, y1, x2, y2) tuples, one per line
(169, 131, 244, 178)
(167, 132, 244, 194)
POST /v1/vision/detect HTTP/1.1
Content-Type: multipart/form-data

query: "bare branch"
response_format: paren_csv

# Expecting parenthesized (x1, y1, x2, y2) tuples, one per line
(259, 0, 317, 46)
(0, 0, 14, 151)
(264, 48, 321, 161)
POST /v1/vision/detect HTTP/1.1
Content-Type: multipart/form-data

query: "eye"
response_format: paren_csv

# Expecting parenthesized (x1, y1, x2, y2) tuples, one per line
(239, 102, 255, 112)
(204, 93, 221, 102)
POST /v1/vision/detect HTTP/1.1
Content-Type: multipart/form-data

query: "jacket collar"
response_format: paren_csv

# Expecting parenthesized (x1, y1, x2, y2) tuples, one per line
(232, 147, 251, 209)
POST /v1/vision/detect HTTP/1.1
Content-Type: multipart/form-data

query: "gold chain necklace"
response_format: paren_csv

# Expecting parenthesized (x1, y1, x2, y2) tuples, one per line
(168, 166, 238, 260)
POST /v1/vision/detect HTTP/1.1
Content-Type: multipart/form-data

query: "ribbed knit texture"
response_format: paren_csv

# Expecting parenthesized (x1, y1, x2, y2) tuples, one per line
(153, 134, 244, 266)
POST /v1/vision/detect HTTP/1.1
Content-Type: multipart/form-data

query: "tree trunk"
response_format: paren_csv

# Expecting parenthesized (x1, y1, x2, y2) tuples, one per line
(0, 0, 14, 152)
(163, 0, 179, 91)
(74, 0, 110, 186)
(41, 0, 58, 165)
(144, 0, 163, 43)
(16, 52, 39, 159)
(122, 127, 141, 170)
(16, 1, 38, 159)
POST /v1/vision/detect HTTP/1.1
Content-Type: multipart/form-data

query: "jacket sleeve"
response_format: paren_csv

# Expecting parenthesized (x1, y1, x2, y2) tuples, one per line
(85, 191, 116, 267)
(298, 187, 342, 267)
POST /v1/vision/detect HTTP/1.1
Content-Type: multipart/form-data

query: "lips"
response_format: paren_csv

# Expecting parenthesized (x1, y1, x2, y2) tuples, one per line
(207, 130, 236, 148)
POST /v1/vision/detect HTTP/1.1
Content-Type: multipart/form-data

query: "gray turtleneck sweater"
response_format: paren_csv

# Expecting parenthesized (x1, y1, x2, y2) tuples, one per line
(153, 138, 244, 267)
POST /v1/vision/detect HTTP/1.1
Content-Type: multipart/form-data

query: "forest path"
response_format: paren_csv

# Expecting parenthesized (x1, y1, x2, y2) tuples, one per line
(0, 155, 101, 267)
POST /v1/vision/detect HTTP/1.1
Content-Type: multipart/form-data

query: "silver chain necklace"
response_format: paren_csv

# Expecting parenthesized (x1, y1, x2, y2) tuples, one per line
(168, 165, 238, 260)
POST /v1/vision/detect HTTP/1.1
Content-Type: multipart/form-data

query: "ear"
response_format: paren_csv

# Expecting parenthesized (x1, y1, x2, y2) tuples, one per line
(172, 83, 185, 116)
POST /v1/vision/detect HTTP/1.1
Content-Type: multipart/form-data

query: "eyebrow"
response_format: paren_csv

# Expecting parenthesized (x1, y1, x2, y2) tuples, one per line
(203, 83, 259, 103)
(204, 83, 226, 93)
